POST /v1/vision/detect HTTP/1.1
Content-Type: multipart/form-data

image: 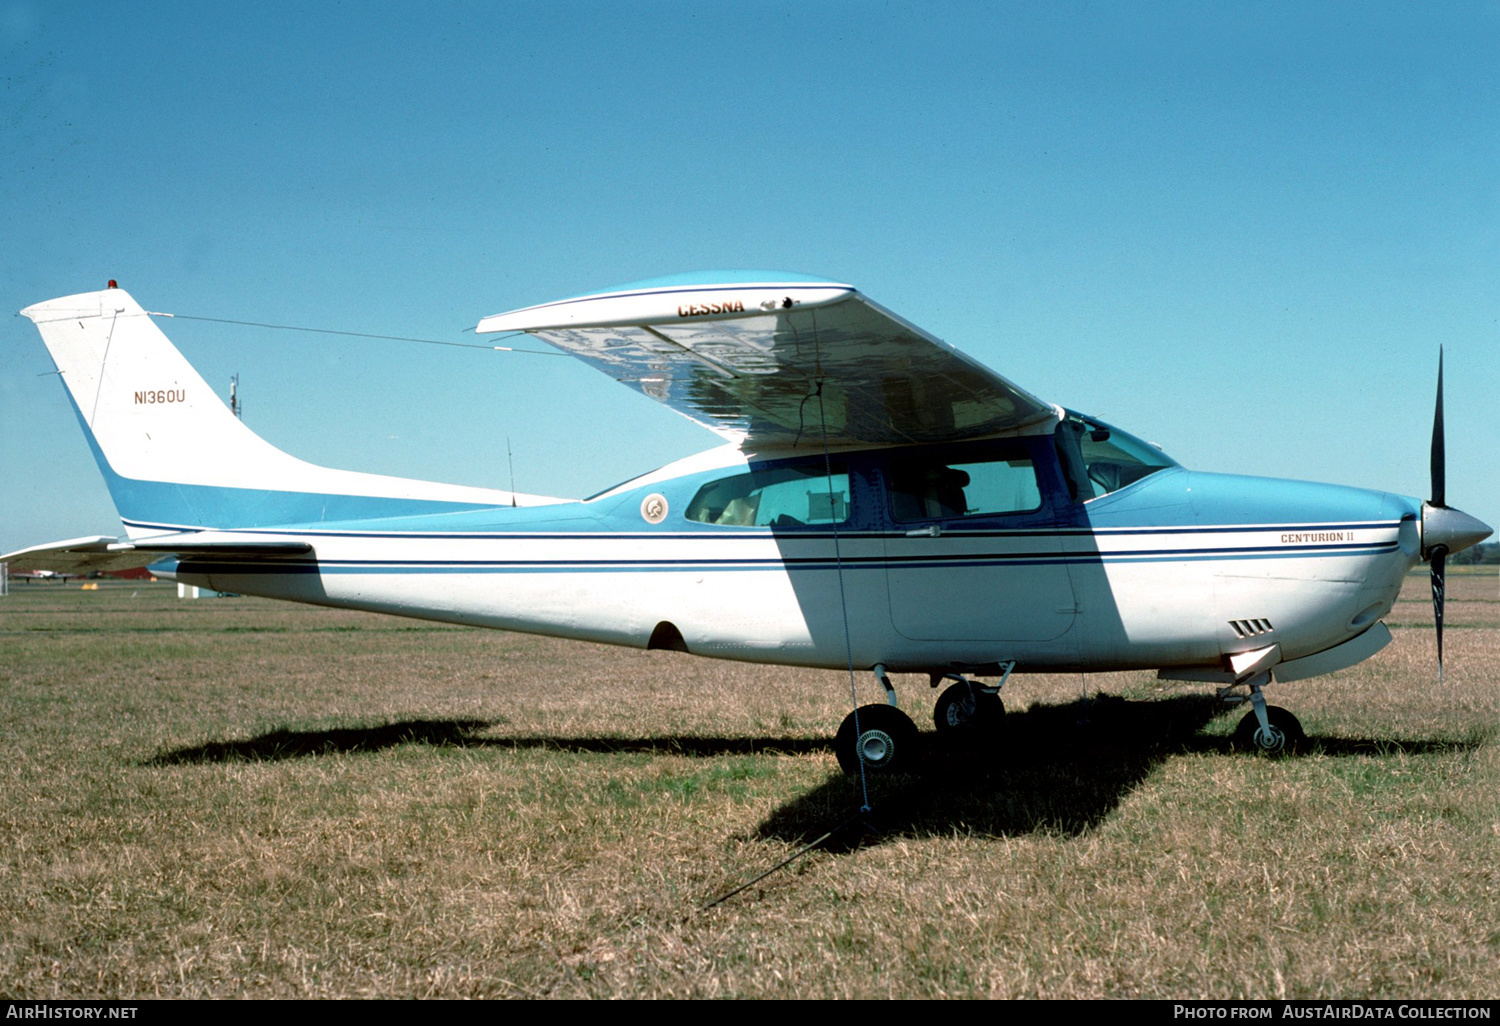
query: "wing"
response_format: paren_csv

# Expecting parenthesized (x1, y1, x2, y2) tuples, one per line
(476, 271, 1055, 449)
(2, 535, 313, 575)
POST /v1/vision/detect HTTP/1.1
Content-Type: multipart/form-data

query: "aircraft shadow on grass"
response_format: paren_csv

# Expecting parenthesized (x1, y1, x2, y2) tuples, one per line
(144, 719, 497, 765)
(144, 719, 830, 766)
(144, 698, 1483, 849)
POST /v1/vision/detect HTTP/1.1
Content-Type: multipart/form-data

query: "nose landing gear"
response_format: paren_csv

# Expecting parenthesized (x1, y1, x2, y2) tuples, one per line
(1224, 673, 1306, 755)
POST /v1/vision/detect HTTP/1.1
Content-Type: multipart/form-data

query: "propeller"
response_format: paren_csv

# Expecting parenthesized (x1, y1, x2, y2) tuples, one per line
(1419, 347, 1493, 681)
(1430, 349, 1446, 680)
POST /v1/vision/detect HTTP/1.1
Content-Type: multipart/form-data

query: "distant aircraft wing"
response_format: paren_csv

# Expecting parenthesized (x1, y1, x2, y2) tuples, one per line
(476, 272, 1055, 448)
(2, 535, 313, 575)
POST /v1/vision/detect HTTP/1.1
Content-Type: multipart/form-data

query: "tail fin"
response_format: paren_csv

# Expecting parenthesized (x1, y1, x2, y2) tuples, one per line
(22, 286, 562, 536)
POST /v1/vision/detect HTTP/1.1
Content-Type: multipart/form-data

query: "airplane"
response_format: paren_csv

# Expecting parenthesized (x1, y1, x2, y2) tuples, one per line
(6, 568, 80, 582)
(4, 274, 1492, 776)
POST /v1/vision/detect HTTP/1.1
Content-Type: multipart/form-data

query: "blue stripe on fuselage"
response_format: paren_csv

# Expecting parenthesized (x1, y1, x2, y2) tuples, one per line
(179, 537, 1401, 578)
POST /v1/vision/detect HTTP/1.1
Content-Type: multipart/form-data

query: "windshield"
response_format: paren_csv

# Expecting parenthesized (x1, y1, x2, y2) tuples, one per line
(1054, 411, 1178, 502)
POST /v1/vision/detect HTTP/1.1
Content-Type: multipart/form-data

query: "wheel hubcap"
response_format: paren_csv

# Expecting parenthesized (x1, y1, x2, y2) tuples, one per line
(860, 729, 895, 765)
(1255, 726, 1285, 753)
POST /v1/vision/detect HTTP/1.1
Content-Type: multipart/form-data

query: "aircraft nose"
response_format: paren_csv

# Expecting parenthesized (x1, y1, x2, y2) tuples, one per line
(1421, 503, 1494, 558)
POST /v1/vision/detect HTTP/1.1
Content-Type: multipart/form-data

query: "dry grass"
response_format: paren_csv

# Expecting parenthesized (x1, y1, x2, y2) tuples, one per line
(0, 572, 1496, 998)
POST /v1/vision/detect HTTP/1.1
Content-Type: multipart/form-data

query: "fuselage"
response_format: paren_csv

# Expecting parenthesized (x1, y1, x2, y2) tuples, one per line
(170, 425, 1421, 677)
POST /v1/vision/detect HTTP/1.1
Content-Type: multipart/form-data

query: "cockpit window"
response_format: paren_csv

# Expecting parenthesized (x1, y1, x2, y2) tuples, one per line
(686, 464, 850, 528)
(889, 451, 1042, 522)
(1054, 411, 1178, 502)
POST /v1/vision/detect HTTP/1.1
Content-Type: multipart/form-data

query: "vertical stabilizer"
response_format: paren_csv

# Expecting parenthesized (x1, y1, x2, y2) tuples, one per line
(25, 288, 311, 490)
(22, 287, 563, 535)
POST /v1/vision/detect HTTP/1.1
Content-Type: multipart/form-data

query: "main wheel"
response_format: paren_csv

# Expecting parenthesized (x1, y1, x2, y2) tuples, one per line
(932, 683, 1005, 733)
(1234, 705, 1305, 755)
(835, 704, 919, 776)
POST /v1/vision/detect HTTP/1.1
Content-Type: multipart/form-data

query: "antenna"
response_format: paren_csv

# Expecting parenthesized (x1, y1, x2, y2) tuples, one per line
(229, 374, 241, 420)
(507, 437, 517, 507)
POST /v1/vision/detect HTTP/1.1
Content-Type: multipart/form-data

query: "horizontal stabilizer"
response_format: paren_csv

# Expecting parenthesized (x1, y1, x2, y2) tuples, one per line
(2, 534, 313, 576)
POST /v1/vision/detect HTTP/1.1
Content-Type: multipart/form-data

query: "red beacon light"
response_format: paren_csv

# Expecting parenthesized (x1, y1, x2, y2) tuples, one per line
(107, 280, 117, 289)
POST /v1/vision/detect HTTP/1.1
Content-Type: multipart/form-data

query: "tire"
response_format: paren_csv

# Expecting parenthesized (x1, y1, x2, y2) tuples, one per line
(1234, 705, 1305, 755)
(932, 683, 1005, 733)
(835, 704, 920, 776)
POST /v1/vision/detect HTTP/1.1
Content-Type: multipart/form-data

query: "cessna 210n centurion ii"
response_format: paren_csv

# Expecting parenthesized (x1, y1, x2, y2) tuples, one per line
(6, 273, 1491, 775)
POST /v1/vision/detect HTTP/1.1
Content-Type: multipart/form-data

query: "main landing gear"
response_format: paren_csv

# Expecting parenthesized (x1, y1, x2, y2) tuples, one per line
(834, 664, 1012, 776)
(834, 665, 919, 776)
(834, 703, 918, 776)
(1224, 672, 1306, 755)
(931, 667, 1010, 736)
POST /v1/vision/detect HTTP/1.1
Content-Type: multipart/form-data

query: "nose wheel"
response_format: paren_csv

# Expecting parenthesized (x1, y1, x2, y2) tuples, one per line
(835, 704, 919, 776)
(1233, 705, 1305, 755)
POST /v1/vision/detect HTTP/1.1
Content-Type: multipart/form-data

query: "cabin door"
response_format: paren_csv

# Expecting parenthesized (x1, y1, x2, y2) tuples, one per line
(883, 443, 1076, 642)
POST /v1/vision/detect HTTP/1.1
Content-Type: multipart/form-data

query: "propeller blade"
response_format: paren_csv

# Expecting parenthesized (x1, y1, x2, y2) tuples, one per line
(1430, 546, 1447, 682)
(1427, 347, 1447, 682)
(1430, 347, 1445, 508)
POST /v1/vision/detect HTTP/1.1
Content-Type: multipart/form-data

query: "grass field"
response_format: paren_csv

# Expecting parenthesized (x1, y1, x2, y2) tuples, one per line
(1, 571, 1496, 998)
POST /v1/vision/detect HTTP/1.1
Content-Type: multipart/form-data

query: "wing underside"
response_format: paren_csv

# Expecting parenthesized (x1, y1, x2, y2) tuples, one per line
(477, 275, 1054, 449)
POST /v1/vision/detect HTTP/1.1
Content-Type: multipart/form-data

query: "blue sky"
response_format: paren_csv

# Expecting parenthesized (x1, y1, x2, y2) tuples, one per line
(2, 1, 1495, 553)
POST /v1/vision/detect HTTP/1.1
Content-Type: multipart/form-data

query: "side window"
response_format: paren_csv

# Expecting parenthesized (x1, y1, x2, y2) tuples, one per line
(890, 452, 1041, 522)
(686, 464, 851, 528)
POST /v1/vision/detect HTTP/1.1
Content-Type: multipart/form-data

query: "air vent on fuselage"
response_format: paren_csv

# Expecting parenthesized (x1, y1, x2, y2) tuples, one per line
(1229, 618, 1275, 639)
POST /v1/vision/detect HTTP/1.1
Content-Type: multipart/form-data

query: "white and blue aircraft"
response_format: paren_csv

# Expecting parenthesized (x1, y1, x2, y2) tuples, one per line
(5, 274, 1491, 773)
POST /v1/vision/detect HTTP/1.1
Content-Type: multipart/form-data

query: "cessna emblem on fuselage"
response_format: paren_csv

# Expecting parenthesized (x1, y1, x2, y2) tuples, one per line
(641, 493, 668, 524)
